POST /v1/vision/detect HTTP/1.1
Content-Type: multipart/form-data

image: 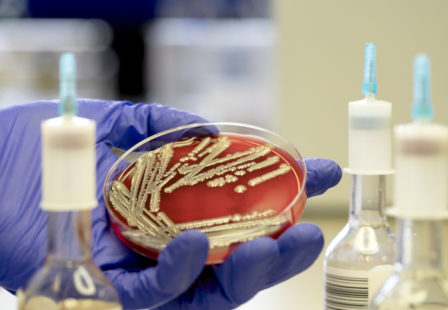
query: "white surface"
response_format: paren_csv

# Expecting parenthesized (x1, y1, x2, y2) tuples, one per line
(0, 288, 17, 309)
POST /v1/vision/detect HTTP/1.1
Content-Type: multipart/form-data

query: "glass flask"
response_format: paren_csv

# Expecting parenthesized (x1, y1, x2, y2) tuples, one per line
(17, 211, 122, 310)
(370, 219, 448, 309)
(370, 54, 448, 310)
(103, 122, 307, 264)
(17, 53, 122, 310)
(323, 174, 395, 309)
(324, 43, 395, 309)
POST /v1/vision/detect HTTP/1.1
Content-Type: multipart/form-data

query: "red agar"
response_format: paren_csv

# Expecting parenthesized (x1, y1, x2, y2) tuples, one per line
(107, 134, 306, 264)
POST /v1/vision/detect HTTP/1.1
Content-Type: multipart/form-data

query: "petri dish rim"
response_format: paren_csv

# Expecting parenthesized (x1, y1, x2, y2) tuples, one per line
(103, 121, 307, 251)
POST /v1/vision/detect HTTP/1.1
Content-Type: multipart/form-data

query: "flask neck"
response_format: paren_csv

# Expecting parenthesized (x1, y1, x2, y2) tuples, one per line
(349, 174, 388, 227)
(396, 219, 445, 271)
(47, 211, 91, 262)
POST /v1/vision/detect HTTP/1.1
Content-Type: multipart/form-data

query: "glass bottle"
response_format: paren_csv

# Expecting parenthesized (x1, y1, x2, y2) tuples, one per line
(17, 211, 122, 310)
(323, 174, 395, 309)
(17, 53, 122, 310)
(370, 54, 448, 309)
(370, 219, 448, 309)
(323, 43, 395, 309)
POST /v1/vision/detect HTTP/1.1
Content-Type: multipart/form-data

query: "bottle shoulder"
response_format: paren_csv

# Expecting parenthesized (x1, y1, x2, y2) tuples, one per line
(325, 223, 395, 268)
(372, 272, 448, 309)
(18, 261, 122, 310)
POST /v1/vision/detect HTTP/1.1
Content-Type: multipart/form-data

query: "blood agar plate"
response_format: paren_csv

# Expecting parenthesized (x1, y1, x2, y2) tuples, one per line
(104, 122, 306, 264)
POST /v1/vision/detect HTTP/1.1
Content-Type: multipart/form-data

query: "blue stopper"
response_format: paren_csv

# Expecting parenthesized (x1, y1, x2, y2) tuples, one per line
(362, 43, 378, 95)
(59, 53, 77, 116)
(412, 54, 433, 121)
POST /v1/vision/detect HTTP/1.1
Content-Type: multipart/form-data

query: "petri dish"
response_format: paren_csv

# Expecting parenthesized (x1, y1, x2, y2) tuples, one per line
(104, 122, 307, 264)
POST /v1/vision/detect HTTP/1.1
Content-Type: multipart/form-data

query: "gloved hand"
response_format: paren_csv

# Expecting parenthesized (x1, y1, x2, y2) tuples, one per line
(0, 100, 342, 309)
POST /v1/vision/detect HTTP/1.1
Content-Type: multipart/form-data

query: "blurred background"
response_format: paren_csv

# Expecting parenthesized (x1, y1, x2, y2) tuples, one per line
(1, 0, 448, 308)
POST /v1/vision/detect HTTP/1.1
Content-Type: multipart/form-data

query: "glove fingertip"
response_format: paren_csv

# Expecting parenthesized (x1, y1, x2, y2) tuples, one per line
(213, 237, 280, 305)
(165, 229, 210, 258)
(280, 222, 323, 248)
(279, 223, 324, 272)
(296, 222, 324, 249)
(155, 230, 209, 293)
(304, 158, 342, 197)
(226, 236, 279, 266)
(258, 223, 324, 289)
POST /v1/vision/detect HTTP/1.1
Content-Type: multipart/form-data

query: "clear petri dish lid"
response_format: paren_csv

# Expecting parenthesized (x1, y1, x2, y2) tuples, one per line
(104, 122, 307, 264)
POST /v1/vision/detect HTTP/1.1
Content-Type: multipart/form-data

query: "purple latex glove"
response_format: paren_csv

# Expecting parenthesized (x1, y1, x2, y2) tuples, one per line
(0, 100, 342, 309)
